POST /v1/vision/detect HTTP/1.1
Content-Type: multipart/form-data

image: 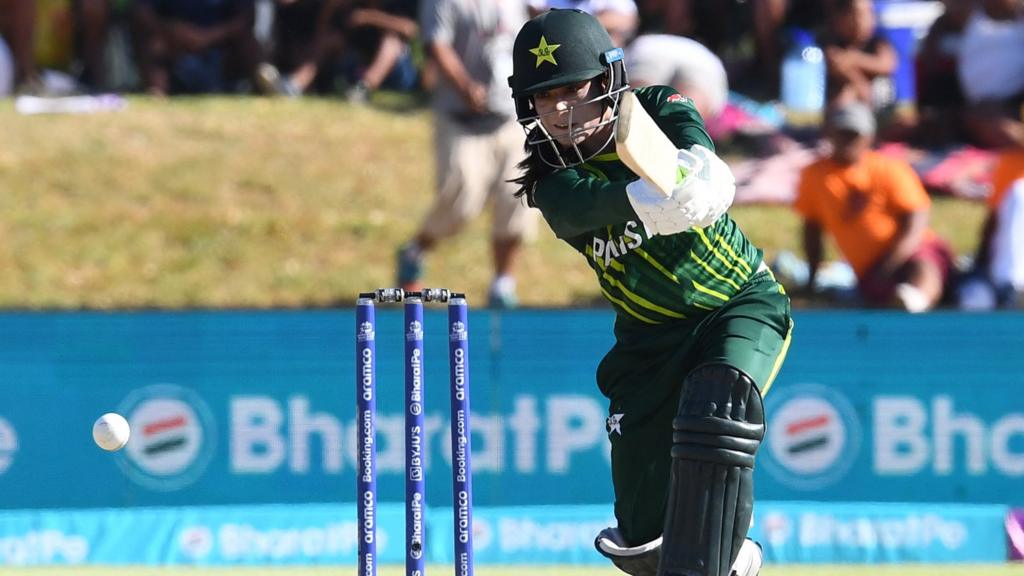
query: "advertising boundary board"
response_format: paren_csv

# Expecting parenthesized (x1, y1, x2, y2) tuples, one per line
(0, 311, 1022, 509)
(0, 502, 1008, 566)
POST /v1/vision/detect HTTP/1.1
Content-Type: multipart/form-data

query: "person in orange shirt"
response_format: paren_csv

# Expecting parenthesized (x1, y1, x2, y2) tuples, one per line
(794, 102, 955, 311)
(960, 146, 1024, 308)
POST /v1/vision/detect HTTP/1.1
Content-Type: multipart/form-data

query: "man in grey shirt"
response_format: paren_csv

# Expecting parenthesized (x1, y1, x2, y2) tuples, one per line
(396, 0, 536, 308)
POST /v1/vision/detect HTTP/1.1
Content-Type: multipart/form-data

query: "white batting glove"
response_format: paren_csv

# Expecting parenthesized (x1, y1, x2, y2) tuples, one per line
(625, 145, 735, 236)
(674, 144, 736, 228)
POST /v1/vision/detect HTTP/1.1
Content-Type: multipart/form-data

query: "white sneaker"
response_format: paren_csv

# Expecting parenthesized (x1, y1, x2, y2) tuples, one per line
(487, 276, 519, 309)
(895, 282, 931, 313)
(892, 280, 933, 311)
(731, 539, 763, 576)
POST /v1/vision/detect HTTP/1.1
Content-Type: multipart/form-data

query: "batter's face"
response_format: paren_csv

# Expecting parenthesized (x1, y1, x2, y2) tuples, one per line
(532, 77, 614, 155)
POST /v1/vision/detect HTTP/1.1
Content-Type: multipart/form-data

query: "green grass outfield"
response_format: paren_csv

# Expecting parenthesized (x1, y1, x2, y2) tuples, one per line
(0, 96, 986, 309)
(1, 566, 1023, 575)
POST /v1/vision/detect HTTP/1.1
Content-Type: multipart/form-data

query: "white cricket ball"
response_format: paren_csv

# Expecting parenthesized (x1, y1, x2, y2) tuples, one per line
(93, 412, 131, 451)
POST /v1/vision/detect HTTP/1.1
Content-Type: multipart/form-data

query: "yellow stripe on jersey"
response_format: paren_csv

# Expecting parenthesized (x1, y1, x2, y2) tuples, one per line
(591, 152, 620, 162)
(603, 271, 687, 319)
(715, 234, 753, 274)
(695, 228, 749, 280)
(689, 250, 741, 291)
(586, 244, 625, 275)
(634, 248, 681, 284)
(764, 267, 788, 295)
(691, 279, 730, 302)
(586, 244, 683, 320)
(600, 287, 660, 324)
(580, 163, 609, 181)
(602, 226, 627, 274)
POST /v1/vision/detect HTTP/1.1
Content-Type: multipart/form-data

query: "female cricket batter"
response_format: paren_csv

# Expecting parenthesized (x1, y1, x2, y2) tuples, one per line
(507, 9, 793, 576)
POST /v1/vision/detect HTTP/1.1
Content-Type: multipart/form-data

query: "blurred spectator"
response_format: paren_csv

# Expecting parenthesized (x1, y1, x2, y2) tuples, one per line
(74, 0, 116, 90)
(527, 0, 638, 47)
(0, 33, 11, 96)
(795, 103, 955, 312)
(395, 0, 536, 308)
(259, 0, 419, 100)
(33, 0, 73, 80)
(0, 0, 40, 92)
(957, 0, 1024, 148)
(820, 0, 897, 110)
(133, 0, 263, 95)
(638, 0, 735, 50)
(30, 0, 114, 91)
(343, 0, 418, 100)
(960, 145, 1024, 308)
(750, 0, 790, 92)
(781, 0, 830, 36)
(635, 0, 686, 35)
(641, 0, 798, 93)
(0, 0, 122, 95)
(914, 0, 974, 145)
(626, 34, 727, 122)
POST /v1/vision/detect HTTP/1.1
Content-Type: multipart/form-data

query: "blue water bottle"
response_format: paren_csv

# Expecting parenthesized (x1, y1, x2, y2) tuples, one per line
(780, 29, 826, 128)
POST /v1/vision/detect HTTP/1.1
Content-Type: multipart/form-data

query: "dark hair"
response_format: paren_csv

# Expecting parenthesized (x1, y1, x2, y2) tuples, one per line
(510, 74, 618, 205)
(510, 127, 558, 207)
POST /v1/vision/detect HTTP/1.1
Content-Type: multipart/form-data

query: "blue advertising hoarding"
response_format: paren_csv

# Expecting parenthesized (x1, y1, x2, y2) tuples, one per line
(0, 310, 1022, 510)
(0, 502, 1006, 566)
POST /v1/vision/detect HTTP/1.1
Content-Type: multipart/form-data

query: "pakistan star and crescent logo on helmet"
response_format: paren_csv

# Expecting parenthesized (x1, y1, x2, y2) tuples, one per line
(529, 36, 560, 68)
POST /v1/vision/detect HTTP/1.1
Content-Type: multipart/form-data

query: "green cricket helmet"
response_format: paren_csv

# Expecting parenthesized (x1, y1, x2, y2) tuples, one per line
(508, 9, 630, 167)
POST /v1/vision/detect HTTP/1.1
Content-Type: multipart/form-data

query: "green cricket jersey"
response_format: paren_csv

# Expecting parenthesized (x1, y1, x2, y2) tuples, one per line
(532, 85, 763, 324)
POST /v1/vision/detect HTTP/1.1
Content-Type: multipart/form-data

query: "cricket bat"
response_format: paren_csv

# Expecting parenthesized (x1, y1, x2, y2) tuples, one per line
(615, 91, 678, 198)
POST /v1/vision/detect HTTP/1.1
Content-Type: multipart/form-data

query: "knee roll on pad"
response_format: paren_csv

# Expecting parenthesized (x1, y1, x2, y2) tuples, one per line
(658, 364, 764, 576)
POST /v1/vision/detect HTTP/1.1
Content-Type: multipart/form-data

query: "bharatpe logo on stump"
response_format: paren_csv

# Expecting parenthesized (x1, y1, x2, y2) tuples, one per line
(762, 384, 862, 490)
(117, 384, 217, 491)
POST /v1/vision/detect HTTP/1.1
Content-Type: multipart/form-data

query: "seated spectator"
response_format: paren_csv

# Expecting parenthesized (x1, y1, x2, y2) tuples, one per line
(33, 0, 73, 80)
(0, 0, 40, 93)
(914, 0, 974, 145)
(0, 33, 10, 95)
(23, 0, 122, 93)
(635, 0, 685, 35)
(259, 0, 419, 101)
(626, 34, 727, 122)
(960, 145, 1024, 308)
(957, 0, 1024, 148)
(636, 0, 808, 95)
(820, 0, 897, 110)
(342, 0, 418, 100)
(527, 0, 638, 47)
(795, 103, 955, 312)
(133, 0, 263, 95)
(73, 0, 116, 90)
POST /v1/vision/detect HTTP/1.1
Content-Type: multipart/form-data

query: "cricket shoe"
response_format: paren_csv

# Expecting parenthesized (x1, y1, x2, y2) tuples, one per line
(255, 63, 300, 97)
(730, 538, 763, 576)
(596, 528, 761, 576)
(487, 277, 519, 309)
(658, 539, 763, 576)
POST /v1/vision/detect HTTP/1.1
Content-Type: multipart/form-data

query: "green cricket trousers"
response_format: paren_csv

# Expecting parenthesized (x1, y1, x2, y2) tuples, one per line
(596, 269, 793, 546)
